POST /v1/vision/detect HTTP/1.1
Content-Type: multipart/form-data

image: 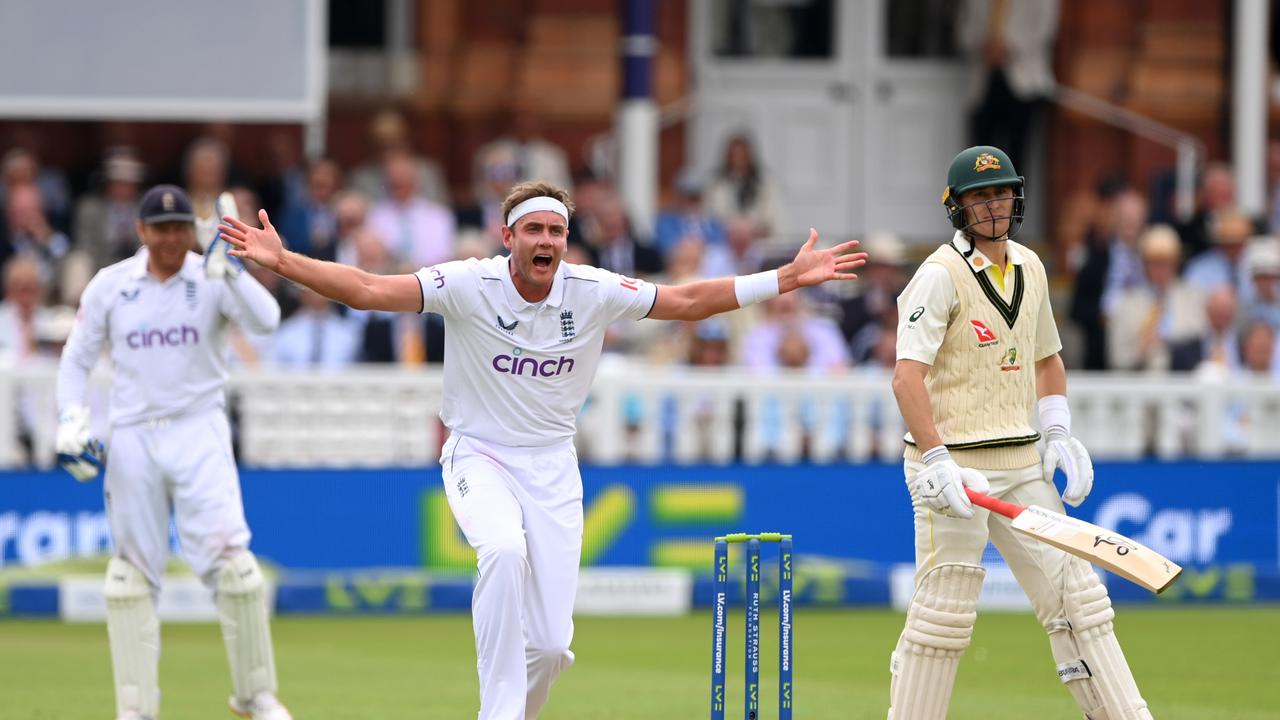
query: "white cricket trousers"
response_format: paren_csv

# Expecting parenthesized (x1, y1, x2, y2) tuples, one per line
(441, 433, 583, 720)
(105, 408, 251, 589)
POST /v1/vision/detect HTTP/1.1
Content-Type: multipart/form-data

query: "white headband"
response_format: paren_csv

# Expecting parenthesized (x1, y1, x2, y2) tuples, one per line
(506, 196, 569, 227)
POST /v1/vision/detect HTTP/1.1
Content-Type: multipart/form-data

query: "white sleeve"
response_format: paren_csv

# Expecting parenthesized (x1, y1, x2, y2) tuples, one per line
(220, 272, 281, 334)
(597, 269, 659, 322)
(896, 263, 956, 366)
(57, 273, 111, 411)
(414, 259, 477, 318)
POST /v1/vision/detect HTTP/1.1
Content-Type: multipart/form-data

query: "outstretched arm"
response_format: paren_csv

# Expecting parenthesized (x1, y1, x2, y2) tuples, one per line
(647, 229, 866, 321)
(217, 210, 423, 313)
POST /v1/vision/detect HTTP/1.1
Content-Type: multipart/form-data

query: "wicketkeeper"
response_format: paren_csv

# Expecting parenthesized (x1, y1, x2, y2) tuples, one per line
(887, 146, 1155, 719)
(56, 185, 288, 720)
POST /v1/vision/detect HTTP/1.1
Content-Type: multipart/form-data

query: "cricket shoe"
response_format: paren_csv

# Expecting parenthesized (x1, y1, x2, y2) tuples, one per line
(229, 692, 292, 720)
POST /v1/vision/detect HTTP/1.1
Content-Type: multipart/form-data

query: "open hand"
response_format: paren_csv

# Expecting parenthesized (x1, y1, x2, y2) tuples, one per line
(216, 210, 285, 272)
(782, 229, 868, 291)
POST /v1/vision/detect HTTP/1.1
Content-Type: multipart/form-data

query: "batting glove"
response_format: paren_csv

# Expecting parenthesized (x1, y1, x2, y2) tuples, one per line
(1042, 427, 1094, 507)
(913, 447, 990, 519)
(55, 405, 106, 482)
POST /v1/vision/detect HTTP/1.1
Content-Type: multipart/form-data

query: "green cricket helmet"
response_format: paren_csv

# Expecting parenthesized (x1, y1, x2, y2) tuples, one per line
(941, 145, 1025, 239)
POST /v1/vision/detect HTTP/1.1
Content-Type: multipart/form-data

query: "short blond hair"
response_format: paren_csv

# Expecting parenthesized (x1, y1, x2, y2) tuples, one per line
(1139, 224, 1182, 261)
(500, 181, 575, 225)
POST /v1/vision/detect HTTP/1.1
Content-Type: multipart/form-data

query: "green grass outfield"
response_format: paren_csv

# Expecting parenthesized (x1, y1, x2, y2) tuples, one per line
(2, 607, 1277, 719)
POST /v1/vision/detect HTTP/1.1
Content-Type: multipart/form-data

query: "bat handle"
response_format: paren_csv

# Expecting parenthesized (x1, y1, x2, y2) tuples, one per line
(965, 488, 1025, 520)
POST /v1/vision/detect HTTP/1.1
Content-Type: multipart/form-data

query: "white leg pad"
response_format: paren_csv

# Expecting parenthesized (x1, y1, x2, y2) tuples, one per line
(887, 562, 985, 720)
(216, 552, 279, 703)
(104, 557, 160, 720)
(1046, 559, 1153, 720)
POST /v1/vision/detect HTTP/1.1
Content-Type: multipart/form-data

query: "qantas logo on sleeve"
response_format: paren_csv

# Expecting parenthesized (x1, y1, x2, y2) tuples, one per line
(970, 320, 999, 346)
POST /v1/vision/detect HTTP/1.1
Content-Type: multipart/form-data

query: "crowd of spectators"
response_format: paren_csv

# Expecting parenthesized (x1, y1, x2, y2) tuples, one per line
(3, 113, 1280, 462)
(0, 116, 879, 387)
(1069, 163, 1280, 385)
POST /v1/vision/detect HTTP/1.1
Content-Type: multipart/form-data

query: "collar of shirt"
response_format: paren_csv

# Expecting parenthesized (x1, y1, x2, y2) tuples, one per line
(498, 254, 567, 311)
(128, 248, 204, 284)
(950, 230, 1026, 272)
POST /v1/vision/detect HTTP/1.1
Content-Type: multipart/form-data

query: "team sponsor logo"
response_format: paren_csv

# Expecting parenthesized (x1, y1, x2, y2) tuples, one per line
(490, 347, 576, 377)
(970, 319, 999, 347)
(909, 306, 925, 322)
(560, 309, 576, 341)
(496, 314, 518, 333)
(126, 324, 199, 349)
(619, 276, 640, 291)
(120, 288, 140, 302)
(999, 346, 1021, 371)
(973, 152, 1001, 172)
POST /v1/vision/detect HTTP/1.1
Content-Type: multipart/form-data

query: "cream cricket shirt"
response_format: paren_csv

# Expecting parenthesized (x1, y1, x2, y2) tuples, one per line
(896, 232, 1062, 469)
(414, 255, 657, 447)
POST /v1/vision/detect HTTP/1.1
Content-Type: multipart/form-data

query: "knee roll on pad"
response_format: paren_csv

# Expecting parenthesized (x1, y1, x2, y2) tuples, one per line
(888, 562, 985, 720)
(104, 557, 160, 719)
(216, 552, 279, 702)
(1046, 559, 1152, 720)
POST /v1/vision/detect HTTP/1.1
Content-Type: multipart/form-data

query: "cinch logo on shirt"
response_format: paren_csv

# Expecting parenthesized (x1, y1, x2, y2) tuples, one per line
(491, 350, 576, 378)
(126, 325, 200, 349)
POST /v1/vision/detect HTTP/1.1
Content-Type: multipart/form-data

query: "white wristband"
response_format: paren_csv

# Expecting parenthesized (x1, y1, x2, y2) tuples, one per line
(733, 270, 780, 308)
(922, 445, 951, 465)
(1038, 394, 1071, 436)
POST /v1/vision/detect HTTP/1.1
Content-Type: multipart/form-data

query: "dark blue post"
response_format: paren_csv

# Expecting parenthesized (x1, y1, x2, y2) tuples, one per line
(778, 536, 794, 719)
(711, 538, 728, 720)
(745, 538, 761, 720)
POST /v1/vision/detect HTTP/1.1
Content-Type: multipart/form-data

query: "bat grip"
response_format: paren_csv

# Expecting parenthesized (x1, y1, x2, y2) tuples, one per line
(965, 489, 1024, 519)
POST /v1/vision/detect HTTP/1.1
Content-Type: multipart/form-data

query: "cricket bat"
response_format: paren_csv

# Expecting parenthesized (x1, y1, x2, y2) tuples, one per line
(966, 489, 1182, 594)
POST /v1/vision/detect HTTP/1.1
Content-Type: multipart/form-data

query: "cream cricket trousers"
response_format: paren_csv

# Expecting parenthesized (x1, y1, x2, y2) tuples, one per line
(904, 459, 1082, 628)
(441, 433, 583, 720)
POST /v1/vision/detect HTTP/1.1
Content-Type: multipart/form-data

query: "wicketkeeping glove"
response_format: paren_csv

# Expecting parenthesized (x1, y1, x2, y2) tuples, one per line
(913, 446, 990, 519)
(56, 405, 106, 482)
(205, 191, 244, 279)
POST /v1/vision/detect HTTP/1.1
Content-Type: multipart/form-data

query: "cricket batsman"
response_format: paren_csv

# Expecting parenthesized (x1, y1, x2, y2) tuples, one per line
(56, 185, 289, 720)
(887, 146, 1155, 719)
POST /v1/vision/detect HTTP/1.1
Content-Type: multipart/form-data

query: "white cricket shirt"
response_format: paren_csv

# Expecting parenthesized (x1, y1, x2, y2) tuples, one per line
(57, 249, 281, 426)
(415, 255, 657, 446)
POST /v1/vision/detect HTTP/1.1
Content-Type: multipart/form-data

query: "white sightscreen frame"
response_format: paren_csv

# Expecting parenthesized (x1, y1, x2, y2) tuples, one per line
(0, 0, 327, 123)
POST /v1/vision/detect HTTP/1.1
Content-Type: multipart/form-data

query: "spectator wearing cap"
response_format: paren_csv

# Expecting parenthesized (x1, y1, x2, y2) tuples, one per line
(1239, 238, 1280, 331)
(653, 168, 727, 258)
(836, 232, 908, 361)
(1106, 225, 1207, 371)
(1184, 209, 1253, 293)
(74, 148, 146, 270)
